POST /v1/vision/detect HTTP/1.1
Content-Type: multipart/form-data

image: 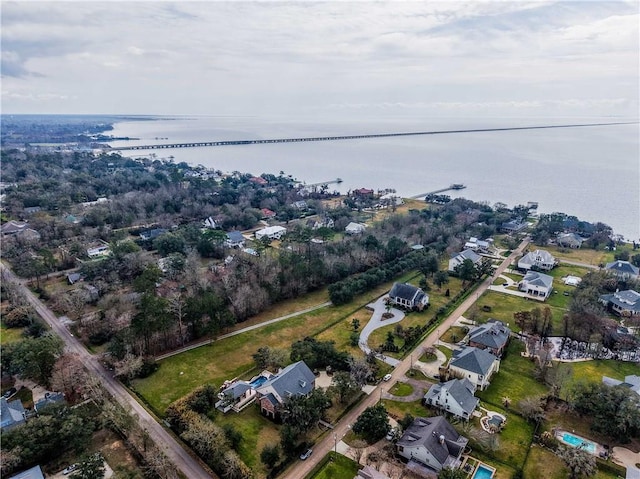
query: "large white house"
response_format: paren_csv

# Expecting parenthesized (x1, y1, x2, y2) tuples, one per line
(518, 249, 557, 271)
(345, 222, 367, 235)
(518, 271, 554, 299)
(396, 416, 468, 473)
(448, 346, 500, 391)
(255, 226, 287, 241)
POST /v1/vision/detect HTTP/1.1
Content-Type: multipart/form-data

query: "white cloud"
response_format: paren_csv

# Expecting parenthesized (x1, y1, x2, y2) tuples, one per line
(1, 1, 637, 117)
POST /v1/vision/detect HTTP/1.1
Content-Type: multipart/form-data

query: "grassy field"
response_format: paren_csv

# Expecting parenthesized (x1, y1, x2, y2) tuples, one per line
(306, 452, 360, 479)
(477, 341, 548, 410)
(523, 444, 621, 479)
(441, 326, 467, 344)
(134, 273, 423, 414)
(388, 381, 413, 397)
(1, 323, 24, 345)
(544, 245, 616, 267)
(383, 397, 433, 421)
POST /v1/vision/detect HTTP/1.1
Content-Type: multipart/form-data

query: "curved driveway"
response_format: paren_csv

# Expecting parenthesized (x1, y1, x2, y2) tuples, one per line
(282, 236, 530, 479)
(0, 264, 215, 479)
(358, 298, 405, 366)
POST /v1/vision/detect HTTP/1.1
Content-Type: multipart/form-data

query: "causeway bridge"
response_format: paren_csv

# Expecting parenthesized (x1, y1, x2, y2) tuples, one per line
(109, 121, 635, 151)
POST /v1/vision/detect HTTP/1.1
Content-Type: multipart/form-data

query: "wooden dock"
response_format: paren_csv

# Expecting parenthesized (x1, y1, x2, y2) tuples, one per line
(409, 184, 466, 199)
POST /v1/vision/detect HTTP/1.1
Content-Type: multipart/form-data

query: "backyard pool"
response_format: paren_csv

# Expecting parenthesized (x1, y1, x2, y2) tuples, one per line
(249, 375, 269, 388)
(560, 432, 597, 454)
(472, 464, 495, 479)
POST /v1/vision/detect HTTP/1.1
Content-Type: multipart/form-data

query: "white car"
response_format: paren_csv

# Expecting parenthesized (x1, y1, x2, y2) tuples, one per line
(63, 464, 78, 475)
(383, 373, 392, 381)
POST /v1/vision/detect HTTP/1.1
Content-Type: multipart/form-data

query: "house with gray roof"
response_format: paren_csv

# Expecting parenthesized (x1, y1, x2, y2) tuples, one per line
(1, 397, 26, 432)
(396, 416, 468, 473)
(599, 290, 640, 317)
(423, 378, 479, 420)
(256, 361, 315, 420)
(605, 261, 639, 281)
(448, 249, 482, 272)
(345, 222, 367, 235)
(448, 346, 500, 391)
(34, 392, 65, 413)
(602, 374, 640, 397)
(1, 220, 28, 236)
(467, 319, 511, 357)
(225, 231, 245, 248)
(519, 271, 554, 300)
(9, 465, 45, 479)
(500, 219, 527, 233)
(518, 249, 557, 271)
(355, 465, 392, 479)
(557, 233, 585, 249)
(388, 283, 429, 311)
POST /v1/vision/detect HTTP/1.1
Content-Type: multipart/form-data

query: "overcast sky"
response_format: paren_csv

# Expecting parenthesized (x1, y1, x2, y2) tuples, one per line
(1, 1, 638, 118)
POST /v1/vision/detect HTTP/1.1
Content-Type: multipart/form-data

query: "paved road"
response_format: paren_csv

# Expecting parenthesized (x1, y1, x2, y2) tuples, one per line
(281, 236, 530, 479)
(0, 264, 216, 479)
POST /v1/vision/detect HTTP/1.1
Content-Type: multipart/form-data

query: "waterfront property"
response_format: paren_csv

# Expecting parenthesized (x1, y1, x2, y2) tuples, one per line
(605, 260, 639, 281)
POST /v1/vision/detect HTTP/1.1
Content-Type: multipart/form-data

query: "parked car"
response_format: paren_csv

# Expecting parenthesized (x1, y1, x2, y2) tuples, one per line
(383, 373, 392, 381)
(63, 464, 78, 475)
(300, 449, 313, 460)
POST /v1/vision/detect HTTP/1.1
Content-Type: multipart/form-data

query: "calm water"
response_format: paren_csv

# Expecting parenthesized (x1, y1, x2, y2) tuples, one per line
(108, 116, 640, 240)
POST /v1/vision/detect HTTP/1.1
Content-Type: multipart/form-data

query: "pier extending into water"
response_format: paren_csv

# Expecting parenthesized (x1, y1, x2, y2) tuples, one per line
(109, 121, 634, 151)
(410, 184, 466, 199)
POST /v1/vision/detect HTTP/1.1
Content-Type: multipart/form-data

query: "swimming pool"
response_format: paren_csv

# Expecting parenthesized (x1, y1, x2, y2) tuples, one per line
(472, 464, 495, 479)
(560, 432, 597, 454)
(250, 375, 269, 388)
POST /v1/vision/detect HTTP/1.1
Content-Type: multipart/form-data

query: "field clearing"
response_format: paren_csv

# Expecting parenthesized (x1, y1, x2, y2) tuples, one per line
(544, 245, 616, 266)
(134, 274, 421, 414)
(306, 452, 360, 479)
(1, 323, 24, 345)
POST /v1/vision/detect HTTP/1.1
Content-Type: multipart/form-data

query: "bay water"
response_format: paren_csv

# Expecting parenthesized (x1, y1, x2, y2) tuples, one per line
(108, 116, 639, 240)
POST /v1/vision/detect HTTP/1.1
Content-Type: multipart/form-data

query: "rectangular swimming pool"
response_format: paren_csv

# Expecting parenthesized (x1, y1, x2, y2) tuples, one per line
(561, 432, 597, 454)
(472, 464, 495, 479)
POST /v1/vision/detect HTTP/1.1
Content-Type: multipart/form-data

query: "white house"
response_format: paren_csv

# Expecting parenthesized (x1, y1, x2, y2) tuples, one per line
(423, 379, 479, 420)
(464, 237, 492, 253)
(255, 226, 287, 241)
(87, 242, 110, 258)
(448, 249, 482, 272)
(448, 346, 500, 391)
(225, 231, 245, 248)
(396, 416, 468, 473)
(518, 271, 554, 299)
(518, 249, 557, 271)
(203, 216, 218, 229)
(345, 222, 367, 235)
(599, 290, 640, 316)
(557, 233, 585, 249)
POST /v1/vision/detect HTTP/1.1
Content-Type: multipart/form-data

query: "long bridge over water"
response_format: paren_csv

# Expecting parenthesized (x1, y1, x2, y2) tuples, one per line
(109, 121, 634, 151)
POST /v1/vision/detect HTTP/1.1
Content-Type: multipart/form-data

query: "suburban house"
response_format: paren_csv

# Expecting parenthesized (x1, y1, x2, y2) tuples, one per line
(67, 273, 82, 285)
(448, 249, 482, 272)
(467, 319, 511, 357)
(599, 289, 640, 317)
(139, 228, 167, 241)
(448, 346, 500, 391)
(86, 241, 110, 259)
(396, 416, 468, 473)
(605, 261, 640, 281)
(0, 220, 29, 236)
(255, 225, 287, 241)
(225, 231, 245, 248)
(500, 219, 527, 233)
(345, 222, 367, 235)
(261, 208, 276, 219)
(256, 361, 315, 420)
(388, 283, 429, 311)
(216, 371, 274, 413)
(423, 378, 479, 420)
(602, 374, 640, 397)
(464, 237, 492, 253)
(34, 392, 65, 413)
(518, 271, 554, 299)
(203, 216, 218, 229)
(8, 465, 45, 479)
(0, 397, 26, 432)
(556, 232, 585, 249)
(518, 249, 557, 271)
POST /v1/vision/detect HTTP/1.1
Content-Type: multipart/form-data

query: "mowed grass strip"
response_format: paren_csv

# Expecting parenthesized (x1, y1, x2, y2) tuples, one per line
(1, 323, 25, 345)
(306, 452, 361, 479)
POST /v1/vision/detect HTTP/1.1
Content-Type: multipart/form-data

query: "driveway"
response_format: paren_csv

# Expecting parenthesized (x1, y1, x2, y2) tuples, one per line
(358, 297, 405, 366)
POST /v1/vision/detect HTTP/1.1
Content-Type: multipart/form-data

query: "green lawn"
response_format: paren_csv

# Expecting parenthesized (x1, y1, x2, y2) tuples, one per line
(383, 398, 433, 422)
(1, 323, 24, 345)
(560, 359, 640, 400)
(306, 452, 361, 479)
(524, 444, 622, 479)
(477, 341, 548, 410)
(441, 326, 467, 344)
(388, 381, 413, 397)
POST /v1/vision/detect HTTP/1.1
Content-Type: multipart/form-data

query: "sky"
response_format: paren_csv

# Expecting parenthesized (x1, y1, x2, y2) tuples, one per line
(1, 1, 639, 119)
